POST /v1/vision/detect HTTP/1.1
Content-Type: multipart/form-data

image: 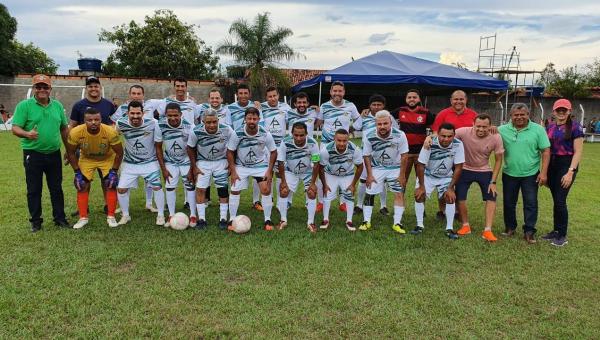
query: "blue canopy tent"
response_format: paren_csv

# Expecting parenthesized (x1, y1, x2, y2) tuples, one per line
(291, 50, 508, 107)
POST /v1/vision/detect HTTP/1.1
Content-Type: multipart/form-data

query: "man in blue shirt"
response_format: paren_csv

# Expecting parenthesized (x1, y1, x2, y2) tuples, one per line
(69, 76, 115, 127)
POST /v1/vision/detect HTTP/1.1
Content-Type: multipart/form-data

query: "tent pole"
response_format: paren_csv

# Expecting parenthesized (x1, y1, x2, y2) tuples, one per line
(504, 88, 509, 123)
(318, 82, 322, 105)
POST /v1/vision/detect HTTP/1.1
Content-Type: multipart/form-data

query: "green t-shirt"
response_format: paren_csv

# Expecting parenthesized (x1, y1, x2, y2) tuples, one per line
(12, 97, 68, 153)
(498, 120, 550, 177)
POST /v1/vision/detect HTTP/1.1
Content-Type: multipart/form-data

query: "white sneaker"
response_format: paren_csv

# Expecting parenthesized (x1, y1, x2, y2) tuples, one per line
(164, 216, 172, 228)
(156, 215, 166, 226)
(73, 218, 89, 229)
(146, 204, 158, 213)
(107, 216, 119, 228)
(118, 215, 131, 225)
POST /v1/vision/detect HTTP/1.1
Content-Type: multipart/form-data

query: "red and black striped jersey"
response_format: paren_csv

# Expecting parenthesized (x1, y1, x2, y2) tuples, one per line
(394, 106, 435, 154)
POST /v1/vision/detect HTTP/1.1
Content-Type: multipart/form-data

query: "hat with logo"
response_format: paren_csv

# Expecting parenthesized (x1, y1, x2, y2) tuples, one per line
(32, 74, 51, 86)
(85, 76, 101, 85)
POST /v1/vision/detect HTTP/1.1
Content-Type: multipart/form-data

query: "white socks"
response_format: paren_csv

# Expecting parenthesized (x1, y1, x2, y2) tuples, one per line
(262, 194, 273, 222)
(229, 194, 240, 218)
(307, 197, 316, 224)
(153, 189, 165, 217)
(117, 190, 130, 216)
(197, 203, 206, 220)
(415, 202, 425, 227)
(356, 182, 366, 208)
(219, 203, 228, 221)
(252, 180, 260, 203)
(278, 195, 288, 222)
(363, 205, 373, 223)
(166, 190, 176, 216)
(393, 206, 405, 225)
(145, 186, 153, 206)
(186, 190, 196, 217)
(323, 199, 331, 221)
(445, 203, 455, 230)
(380, 189, 387, 209)
(345, 200, 354, 222)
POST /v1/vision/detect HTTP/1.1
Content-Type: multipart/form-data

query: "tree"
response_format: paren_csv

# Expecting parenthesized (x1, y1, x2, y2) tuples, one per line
(586, 58, 600, 87)
(216, 12, 303, 96)
(99, 9, 219, 79)
(0, 4, 58, 76)
(538, 63, 590, 99)
(537, 62, 559, 88)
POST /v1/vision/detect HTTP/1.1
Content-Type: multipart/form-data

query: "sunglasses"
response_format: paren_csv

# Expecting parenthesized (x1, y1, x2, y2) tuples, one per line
(34, 84, 50, 90)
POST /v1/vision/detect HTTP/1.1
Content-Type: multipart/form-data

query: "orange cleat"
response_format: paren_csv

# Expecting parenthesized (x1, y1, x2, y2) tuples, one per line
(316, 202, 323, 212)
(457, 225, 472, 236)
(339, 203, 347, 212)
(482, 230, 498, 242)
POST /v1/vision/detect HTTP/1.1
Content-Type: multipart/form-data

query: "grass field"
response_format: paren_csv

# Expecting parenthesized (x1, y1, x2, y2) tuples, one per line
(0, 132, 599, 338)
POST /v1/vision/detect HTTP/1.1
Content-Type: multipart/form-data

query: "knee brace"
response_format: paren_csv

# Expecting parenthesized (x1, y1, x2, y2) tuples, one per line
(217, 186, 229, 199)
(364, 193, 375, 206)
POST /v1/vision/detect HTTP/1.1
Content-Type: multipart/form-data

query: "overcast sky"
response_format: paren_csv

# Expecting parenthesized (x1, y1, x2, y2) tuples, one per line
(6, 1, 600, 76)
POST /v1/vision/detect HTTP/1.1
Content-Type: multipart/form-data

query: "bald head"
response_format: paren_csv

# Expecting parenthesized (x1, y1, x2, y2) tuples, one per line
(450, 90, 467, 114)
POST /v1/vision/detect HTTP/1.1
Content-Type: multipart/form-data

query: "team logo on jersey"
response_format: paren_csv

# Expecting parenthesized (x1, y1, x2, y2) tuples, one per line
(417, 116, 424, 123)
(294, 160, 308, 173)
(336, 167, 348, 176)
(380, 150, 392, 164)
(209, 145, 220, 157)
(133, 140, 145, 151)
(270, 119, 281, 130)
(245, 150, 258, 163)
(170, 142, 183, 153)
(333, 118, 343, 129)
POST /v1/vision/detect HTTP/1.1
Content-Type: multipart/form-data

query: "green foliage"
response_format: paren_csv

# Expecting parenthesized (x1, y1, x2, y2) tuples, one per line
(540, 64, 591, 99)
(0, 4, 57, 76)
(216, 12, 303, 97)
(0, 131, 599, 338)
(99, 9, 219, 79)
(586, 58, 600, 87)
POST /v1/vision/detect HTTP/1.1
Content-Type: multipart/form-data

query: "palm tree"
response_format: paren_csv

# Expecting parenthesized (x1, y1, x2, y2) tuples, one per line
(216, 12, 303, 97)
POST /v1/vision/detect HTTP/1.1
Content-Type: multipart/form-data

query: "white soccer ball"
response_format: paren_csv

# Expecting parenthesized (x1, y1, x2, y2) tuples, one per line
(170, 212, 189, 230)
(231, 215, 251, 234)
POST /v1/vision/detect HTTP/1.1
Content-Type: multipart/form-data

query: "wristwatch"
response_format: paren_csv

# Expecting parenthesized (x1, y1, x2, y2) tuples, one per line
(490, 181, 497, 184)
(568, 167, 577, 172)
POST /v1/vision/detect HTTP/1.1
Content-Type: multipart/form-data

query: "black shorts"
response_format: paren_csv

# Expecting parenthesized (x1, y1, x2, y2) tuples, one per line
(456, 169, 496, 201)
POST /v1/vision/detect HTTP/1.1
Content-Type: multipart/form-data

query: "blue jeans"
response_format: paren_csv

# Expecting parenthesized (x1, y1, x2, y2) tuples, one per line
(502, 173, 539, 234)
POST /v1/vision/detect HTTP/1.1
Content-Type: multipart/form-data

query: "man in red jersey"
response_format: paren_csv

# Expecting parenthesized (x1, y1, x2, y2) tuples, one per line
(395, 89, 435, 181)
(431, 90, 478, 132)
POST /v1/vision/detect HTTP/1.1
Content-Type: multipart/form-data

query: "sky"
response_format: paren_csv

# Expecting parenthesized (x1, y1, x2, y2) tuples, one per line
(5, 1, 600, 78)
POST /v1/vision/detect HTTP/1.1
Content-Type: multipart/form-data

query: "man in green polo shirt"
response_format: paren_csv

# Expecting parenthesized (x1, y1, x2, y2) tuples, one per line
(11, 74, 70, 232)
(498, 103, 550, 244)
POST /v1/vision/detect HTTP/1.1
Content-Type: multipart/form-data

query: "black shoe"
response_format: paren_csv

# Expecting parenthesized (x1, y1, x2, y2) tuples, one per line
(410, 226, 424, 235)
(31, 224, 42, 233)
(196, 219, 207, 230)
(354, 206, 363, 214)
(445, 229, 459, 240)
(542, 230, 559, 241)
(219, 219, 229, 230)
(103, 205, 108, 214)
(183, 202, 190, 210)
(436, 211, 445, 220)
(379, 207, 389, 216)
(502, 228, 516, 237)
(71, 207, 90, 217)
(54, 219, 70, 228)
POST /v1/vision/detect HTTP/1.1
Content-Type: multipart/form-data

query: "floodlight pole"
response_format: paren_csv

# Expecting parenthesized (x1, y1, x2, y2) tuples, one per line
(318, 81, 322, 105)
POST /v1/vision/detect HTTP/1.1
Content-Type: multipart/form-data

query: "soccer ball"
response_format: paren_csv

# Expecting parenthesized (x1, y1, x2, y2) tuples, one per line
(170, 212, 189, 230)
(231, 215, 251, 234)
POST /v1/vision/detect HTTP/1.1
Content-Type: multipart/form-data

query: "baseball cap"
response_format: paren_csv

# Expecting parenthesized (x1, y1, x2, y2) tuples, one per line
(32, 74, 51, 86)
(85, 76, 100, 85)
(553, 99, 572, 111)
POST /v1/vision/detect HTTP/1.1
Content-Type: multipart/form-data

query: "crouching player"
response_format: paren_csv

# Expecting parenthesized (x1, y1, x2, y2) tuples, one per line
(156, 103, 197, 227)
(359, 110, 409, 233)
(226, 107, 278, 230)
(277, 122, 321, 232)
(66, 107, 123, 228)
(115, 101, 166, 225)
(187, 109, 234, 230)
(318, 129, 363, 231)
(413, 123, 465, 239)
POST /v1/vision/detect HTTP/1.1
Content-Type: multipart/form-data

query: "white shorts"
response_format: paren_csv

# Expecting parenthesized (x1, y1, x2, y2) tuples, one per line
(366, 168, 404, 195)
(419, 175, 452, 200)
(165, 163, 192, 189)
(283, 171, 312, 193)
(196, 159, 228, 189)
(118, 162, 162, 189)
(231, 165, 268, 192)
(324, 173, 354, 202)
(360, 166, 368, 181)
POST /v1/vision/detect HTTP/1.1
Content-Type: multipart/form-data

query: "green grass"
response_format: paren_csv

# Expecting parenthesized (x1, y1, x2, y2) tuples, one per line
(0, 132, 599, 338)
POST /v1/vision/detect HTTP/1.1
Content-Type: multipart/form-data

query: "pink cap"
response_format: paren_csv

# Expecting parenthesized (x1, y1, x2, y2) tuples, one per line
(553, 99, 572, 111)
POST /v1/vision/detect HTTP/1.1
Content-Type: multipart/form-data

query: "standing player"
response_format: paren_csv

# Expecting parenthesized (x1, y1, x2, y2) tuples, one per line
(454, 114, 504, 242)
(69, 76, 114, 127)
(111, 84, 161, 212)
(354, 94, 396, 215)
(277, 122, 321, 232)
(66, 108, 123, 228)
(157, 76, 200, 124)
(227, 84, 263, 211)
(413, 123, 465, 239)
(187, 109, 235, 230)
(226, 107, 278, 230)
(318, 129, 363, 231)
(395, 89, 435, 184)
(115, 101, 166, 225)
(359, 111, 409, 233)
(287, 92, 318, 138)
(198, 88, 232, 126)
(316, 81, 361, 213)
(261, 86, 291, 204)
(155, 103, 197, 228)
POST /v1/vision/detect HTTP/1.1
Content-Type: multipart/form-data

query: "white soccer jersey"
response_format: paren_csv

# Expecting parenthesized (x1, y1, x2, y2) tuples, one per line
(319, 141, 363, 177)
(260, 101, 291, 147)
(418, 137, 465, 178)
(227, 101, 257, 131)
(116, 117, 161, 164)
(110, 99, 161, 122)
(287, 108, 318, 138)
(277, 135, 320, 175)
(157, 97, 200, 124)
(198, 103, 232, 126)
(353, 112, 399, 133)
(187, 123, 234, 161)
(227, 125, 276, 168)
(155, 117, 194, 166)
(318, 99, 361, 143)
(362, 127, 409, 170)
